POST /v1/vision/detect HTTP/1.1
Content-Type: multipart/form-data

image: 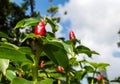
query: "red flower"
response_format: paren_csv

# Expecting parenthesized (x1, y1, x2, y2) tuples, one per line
(57, 66, 63, 72)
(69, 31, 76, 40)
(39, 61, 44, 68)
(34, 21, 46, 36)
(96, 73, 104, 81)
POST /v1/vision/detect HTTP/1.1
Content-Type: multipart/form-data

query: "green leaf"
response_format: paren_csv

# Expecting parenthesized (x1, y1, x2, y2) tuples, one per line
(88, 62, 109, 70)
(0, 46, 32, 63)
(76, 45, 99, 57)
(14, 18, 40, 29)
(84, 66, 94, 73)
(97, 63, 110, 70)
(18, 47, 32, 54)
(88, 62, 98, 68)
(75, 70, 87, 80)
(44, 40, 69, 70)
(0, 59, 9, 75)
(69, 58, 78, 66)
(37, 78, 53, 84)
(0, 42, 19, 49)
(19, 33, 37, 43)
(45, 40, 73, 55)
(6, 70, 17, 81)
(0, 32, 9, 38)
(46, 17, 59, 33)
(11, 78, 53, 84)
(61, 42, 73, 55)
(11, 77, 33, 84)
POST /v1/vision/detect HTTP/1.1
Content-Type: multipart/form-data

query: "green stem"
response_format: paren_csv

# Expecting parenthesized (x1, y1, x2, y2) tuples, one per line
(32, 43, 43, 82)
(32, 61, 38, 82)
(91, 68, 97, 84)
(66, 72, 70, 84)
(79, 61, 83, 69)
(66, 65, 70, 84)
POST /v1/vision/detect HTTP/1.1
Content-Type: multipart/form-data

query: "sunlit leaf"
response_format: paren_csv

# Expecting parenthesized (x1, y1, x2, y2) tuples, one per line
(46, 17, 59, 33)
(97, 63, 110, 70)
(11, 77, 33, 84)
(88, 62, 109, 70)
(14, 18, 40, 29)
(0, 59, 9, 75)
(11, 77, 53, 84)
(6, 70, 16, 81)
(19, 33, 37, 43)
(0, 42, 19, 49)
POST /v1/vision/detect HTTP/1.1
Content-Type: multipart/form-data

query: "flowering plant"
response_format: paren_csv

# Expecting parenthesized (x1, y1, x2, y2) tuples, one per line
(0, 17, 109, 84)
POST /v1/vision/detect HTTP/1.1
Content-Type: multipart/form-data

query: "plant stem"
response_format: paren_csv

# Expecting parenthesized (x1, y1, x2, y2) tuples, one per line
(66, 65, 70, 84)
(91, 68, 97, 84)
(32, 43, 43, 82)
(66, 72, 70, 84)
(32, 59, 38, 82)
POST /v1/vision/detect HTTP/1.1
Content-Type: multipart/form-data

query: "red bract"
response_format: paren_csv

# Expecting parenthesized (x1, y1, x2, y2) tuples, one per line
(18, 73, 22, 78)
(96, 74, 104, 81)
(17, 72, 22, 78)
(57, 66, 63, 72)
(39, 61, 44, 68)
(69, 31, 75, 40)
(34, 21, 46, 36)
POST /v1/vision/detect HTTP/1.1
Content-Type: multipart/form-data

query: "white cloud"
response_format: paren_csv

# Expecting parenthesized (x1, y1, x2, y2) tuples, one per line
(59, 0, 120, 80)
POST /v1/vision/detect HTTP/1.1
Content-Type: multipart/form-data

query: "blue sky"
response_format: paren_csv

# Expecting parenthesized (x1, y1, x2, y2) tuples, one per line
(58, 0, 120, 80)
(12, 0, 120, 81)
(12, 0, 68, 15)
(12, 0, 70, 39)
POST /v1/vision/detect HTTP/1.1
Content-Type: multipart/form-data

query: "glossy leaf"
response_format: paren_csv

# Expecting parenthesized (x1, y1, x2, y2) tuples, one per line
(44, 40, 69, 70)
(14, 18, 40, 29)
(0, 42, 19, 49)
(46, 17, 59, 33)
(0, 59, 9, 75)
(0, 46, 32, 63)
(44, 40, 73, 55)
(19, 33, 37, 43)
(6, 70, 16, 81)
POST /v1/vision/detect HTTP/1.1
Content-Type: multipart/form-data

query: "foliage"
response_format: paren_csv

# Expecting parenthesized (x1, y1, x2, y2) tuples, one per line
(0, 17, 110, 84)
(111, 76, 120, 83)
(0, 0, 29, 34)
(0, 0, 111, 84)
